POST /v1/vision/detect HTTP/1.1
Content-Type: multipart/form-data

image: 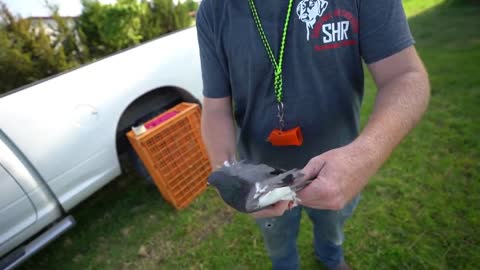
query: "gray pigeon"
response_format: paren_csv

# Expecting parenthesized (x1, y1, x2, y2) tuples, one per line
(208, 161, 313, 213)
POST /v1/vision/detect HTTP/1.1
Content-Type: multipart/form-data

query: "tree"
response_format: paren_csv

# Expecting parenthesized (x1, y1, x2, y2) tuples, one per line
(47, 2, 90, 64)
(0, 2, 75, 94)
(78, 0, 197, 59)
(79, 0, 145, 58)
(0, 0, 199, 94)
(183, 0, 199, 14)
(0, 30, 35, 93)
(140, 0, 196, 41)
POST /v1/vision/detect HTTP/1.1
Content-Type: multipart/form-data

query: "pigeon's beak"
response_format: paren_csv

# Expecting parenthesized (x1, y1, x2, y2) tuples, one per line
(207, 171, 223, 187)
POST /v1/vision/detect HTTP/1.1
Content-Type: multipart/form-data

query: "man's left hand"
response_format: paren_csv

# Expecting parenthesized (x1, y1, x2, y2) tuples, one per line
(297, 141, 381, 210)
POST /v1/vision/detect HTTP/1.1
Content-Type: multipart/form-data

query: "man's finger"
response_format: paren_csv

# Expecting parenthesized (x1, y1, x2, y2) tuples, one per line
(272, 200, 290, 215)
(252, 208, 276, 219)
(297, 178, 322, 199)
(252, 200, 290, 218)
(265, 200, 289, 216)
(296, 177, 332, 209)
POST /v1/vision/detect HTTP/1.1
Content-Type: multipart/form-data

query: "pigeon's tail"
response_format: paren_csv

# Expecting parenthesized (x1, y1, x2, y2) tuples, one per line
(290, 161, 326, 191)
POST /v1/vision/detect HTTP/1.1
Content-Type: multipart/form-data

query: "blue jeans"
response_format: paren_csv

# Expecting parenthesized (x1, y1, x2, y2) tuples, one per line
(255, 195, 360, 270)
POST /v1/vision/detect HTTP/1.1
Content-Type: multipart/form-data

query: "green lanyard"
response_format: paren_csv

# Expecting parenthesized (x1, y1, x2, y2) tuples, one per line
(248, 0, 294, 128)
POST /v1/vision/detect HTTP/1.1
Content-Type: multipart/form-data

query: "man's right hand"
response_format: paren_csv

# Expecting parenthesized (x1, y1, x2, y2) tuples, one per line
(201, 97, 237, 168)
(251, 200, 293, 219)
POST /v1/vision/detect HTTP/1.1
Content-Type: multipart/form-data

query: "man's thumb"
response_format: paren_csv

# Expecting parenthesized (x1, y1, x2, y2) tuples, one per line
(300, 157, 327, 180)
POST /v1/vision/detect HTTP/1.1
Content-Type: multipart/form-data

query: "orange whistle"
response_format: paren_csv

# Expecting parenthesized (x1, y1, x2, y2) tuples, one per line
(267, 126, 303, 146)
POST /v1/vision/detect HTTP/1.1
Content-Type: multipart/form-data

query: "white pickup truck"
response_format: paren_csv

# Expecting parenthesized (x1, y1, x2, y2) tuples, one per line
(0, 28, 203, 270)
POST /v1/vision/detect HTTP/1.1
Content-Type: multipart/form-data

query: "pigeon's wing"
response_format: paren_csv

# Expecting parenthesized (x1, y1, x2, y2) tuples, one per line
(262, 169, 302, 188)
(223, 162, 276, 184)
(290, 173, 314, 191)
(208, 161, 286, 213)
(243, 168, 302, 211)
(289, 161, 326, 191)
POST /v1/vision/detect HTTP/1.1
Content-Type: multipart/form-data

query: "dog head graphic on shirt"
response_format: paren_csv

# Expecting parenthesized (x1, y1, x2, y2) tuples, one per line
(296, 0, 328, 40)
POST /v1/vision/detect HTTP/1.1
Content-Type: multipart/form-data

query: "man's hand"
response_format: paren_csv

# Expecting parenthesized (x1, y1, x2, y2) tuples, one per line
(297, 141, 380, 210)
(297, 46, 429, 210)
(201, 97, 237, 168)
(251, 200, 293, 218)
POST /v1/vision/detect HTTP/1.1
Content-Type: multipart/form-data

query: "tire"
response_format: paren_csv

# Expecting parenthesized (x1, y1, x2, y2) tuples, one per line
(117, 89, 183, 185)
(127, 146, 155, 185)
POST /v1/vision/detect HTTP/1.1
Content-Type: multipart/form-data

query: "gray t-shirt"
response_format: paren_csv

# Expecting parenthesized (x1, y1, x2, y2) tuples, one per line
(196, 0, 414, 170)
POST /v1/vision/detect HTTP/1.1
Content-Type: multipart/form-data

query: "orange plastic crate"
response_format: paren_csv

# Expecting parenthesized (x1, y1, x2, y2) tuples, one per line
(126, 102, 211, 209)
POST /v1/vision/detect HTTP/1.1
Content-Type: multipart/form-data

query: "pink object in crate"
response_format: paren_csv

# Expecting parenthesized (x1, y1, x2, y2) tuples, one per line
(145, 111, 178, 129)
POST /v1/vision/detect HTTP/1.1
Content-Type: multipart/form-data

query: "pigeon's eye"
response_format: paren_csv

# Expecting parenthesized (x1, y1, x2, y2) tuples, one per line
(266, 223, 273, 228)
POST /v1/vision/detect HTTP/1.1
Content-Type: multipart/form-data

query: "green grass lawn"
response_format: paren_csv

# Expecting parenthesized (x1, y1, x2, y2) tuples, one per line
(20, 0, 479, 269)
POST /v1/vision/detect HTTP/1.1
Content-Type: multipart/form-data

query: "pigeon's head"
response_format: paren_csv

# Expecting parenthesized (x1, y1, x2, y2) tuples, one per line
(208, 171, 240, 190)
(208, 170, 251, 212)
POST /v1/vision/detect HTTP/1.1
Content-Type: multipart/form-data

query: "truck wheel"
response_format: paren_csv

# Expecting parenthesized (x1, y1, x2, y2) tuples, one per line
(127, 146, 155, 185)
(116, 87, 188, 185)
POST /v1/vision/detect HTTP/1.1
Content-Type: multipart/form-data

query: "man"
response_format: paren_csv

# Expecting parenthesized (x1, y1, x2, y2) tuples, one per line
(196, 0, 430, 269)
